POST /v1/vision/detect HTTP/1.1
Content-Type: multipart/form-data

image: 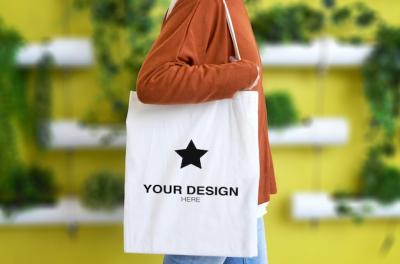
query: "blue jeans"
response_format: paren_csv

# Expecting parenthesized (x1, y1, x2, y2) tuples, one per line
(162, 217, 268, 264)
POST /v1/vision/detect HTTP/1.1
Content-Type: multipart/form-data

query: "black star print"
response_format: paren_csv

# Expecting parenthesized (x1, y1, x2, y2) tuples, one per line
(175, 139, 208, 169)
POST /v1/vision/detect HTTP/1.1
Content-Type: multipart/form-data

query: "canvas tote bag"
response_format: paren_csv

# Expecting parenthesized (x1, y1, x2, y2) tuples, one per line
(124, 0, 260, 257)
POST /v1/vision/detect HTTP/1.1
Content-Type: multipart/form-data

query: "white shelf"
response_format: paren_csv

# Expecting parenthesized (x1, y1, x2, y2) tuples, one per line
(260, 37, 372, 67)
(48, 117, 348, 149)
(269, 117, 349, 146)
(292, 192, 400, 220)
(16, 37, 93, 68)
(48, 120, 126, 149)
(0, 197, 123, 225)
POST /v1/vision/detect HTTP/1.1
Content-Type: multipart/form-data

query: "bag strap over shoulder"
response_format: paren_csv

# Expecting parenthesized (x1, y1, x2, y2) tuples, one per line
(222, 0, 241, 60)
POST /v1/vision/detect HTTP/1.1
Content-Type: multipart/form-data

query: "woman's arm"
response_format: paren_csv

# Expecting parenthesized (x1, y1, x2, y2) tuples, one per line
(136, 0, 258, 104)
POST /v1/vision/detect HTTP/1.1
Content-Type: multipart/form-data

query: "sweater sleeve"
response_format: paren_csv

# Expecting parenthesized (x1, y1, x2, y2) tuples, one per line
(135, 0, 259, 104)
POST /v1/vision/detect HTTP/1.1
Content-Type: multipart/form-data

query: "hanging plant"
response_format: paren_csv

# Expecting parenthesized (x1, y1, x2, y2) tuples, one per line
(74, 0, 157, 123)
(362, 24, 400, 141)
(333, 144, 400, 222)
(332, 25, 400, 218)
(0, 18, 55, 217)
(359, 143, 400, 204)
(0, 18, 27, 178)
(332, 25, 400, 220)
(0, 18, 53, 152)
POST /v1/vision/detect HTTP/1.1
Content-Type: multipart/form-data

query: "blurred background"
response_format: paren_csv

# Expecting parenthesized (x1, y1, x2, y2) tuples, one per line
(0, 0, 399, 263)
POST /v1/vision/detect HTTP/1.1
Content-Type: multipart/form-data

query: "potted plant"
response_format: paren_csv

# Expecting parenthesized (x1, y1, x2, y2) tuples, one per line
(80, 170, 124, 210)
(266, 91, 299, 128)
(266, 91, 348, 146)
(0, 164, 58, 217)
(252, 1, 379, 67)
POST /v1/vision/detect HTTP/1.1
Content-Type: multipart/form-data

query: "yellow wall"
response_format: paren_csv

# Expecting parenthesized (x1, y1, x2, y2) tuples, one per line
(0, 0, 399, 263)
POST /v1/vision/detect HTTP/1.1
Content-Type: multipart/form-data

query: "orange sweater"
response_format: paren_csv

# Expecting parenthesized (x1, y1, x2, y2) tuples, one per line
(136, 0, 277, 204)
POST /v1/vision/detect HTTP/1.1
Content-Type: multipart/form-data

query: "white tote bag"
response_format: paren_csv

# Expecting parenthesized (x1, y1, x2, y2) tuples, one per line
(124, 0, 260, 257)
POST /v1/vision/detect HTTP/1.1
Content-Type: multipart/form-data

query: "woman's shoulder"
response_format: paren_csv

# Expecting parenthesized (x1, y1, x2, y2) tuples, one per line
(164, 0, 223, 29)
(175, 0, 223, 13)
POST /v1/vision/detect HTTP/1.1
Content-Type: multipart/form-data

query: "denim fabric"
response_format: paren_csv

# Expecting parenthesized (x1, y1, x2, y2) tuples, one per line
(162, 217, 268, 264)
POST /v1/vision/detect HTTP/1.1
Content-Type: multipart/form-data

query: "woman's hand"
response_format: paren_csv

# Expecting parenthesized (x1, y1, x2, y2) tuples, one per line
(229, 56, 260, 91)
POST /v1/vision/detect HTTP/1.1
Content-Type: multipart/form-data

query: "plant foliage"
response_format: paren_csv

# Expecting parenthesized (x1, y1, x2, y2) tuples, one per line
(266, 92, 299, 128)
(0, 18, 54, 216)
(251, 1, 378, 44)
(362, 24, 400, 140)
(332, 24, 400, 219)
(252, 3, 324, 43)
(0, 165, 58, 216)
(359, 145, 400, 204)
(0, 18, 26, 178)
(81, 170, 124, 210)
(74, 0, 157, 123)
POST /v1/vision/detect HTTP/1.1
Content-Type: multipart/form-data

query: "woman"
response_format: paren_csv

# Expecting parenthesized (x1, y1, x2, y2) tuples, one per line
(135, 0, 277, 263)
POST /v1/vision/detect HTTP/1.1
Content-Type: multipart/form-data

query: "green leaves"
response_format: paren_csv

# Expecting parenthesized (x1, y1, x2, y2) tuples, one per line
(0, 19, 54, 217)
(362, 24, 400, 140)
(359, 146, 400, 204)
(333, 145, 400, 221)
(0, 164, 57, 216)
(252, 4, 324, 44)
(330, 2, 376, 27)
(0, 18, 25, 178)
(251, 1, 378, 44)
(331, 6, 352, 25)
(80, 170, 124, 210)
(354, 2, 376, 27)
(75, 0, 157, 123)
(265, 92, 299, 128)
(322, 0, 336, 9)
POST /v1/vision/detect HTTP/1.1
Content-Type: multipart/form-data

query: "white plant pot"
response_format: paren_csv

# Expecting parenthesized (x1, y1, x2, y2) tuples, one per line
(292, 192, 400, 220)
(47, 117, 348, 149)
(260, 37, 372, 67)
(269, 117, 349, 146)
(48, 120, 126, 149)
(16, 37, 93, 68)
(0, 197, 123, 225)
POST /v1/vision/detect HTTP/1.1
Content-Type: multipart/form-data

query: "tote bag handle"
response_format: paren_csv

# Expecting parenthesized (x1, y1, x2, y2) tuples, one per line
(165, 0, 241, 60)
(222, 0, 241, 60)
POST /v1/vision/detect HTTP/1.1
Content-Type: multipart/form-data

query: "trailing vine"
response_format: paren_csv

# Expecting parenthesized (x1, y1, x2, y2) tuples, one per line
(332, 24, 400, 221)
(0, 18, 26, 178)
(362, 25, 400, 141)
(0, 18, 56, 215)
(74, 0, 157, 123)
